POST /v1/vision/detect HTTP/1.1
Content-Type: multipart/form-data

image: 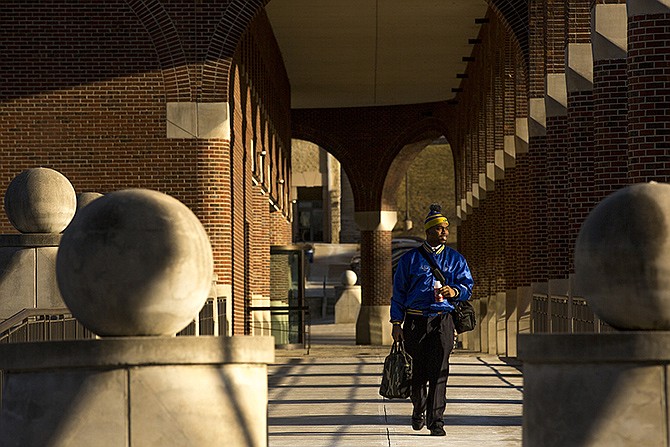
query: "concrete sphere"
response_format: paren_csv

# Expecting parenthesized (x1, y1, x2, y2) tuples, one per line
(574, 182, 670, 330)
(56, 189, 214, 336)
(76, 192, 103, 211)
(4, 167, 76, 233)
(341, 269, 358, 286)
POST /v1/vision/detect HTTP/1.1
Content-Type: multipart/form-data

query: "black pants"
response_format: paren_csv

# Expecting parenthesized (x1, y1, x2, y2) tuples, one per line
(403, 312, 455, 428)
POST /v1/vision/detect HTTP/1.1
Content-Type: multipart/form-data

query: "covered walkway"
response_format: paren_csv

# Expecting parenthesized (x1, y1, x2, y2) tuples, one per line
(269, 322, 523, 446)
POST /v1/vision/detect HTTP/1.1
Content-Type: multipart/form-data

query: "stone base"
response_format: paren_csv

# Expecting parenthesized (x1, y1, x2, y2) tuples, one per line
(0, 336, 274, 447)
(355, 305, 392, 345)
(334, 285, 361, 324)
(519, 332, 670, 447)
(0, 245, 65, 320)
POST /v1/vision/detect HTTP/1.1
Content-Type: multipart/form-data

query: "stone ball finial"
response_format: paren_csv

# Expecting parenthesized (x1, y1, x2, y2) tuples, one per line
(76, 192, 103, 211)
(4, 167, 76, 233)
(575, 182, 670, 330)
(341, 269, 358, 286)
(56, 188, 214, 336)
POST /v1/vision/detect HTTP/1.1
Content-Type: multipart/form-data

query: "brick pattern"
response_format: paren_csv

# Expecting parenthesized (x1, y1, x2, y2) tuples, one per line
(453, 11, 523, 297)
(246, 169, 271, 325)
(292, 104, 447, 212)
(627, 12, 670, 182)
(528, 0, 547, 97)
(360, 230, 393, 307)
(546, 0, 566, 73)
(456, 2, 636, 295)
(545, 116, 570, 279)
(593, 60, 629, 197)
(464, 188, 506, 299)
(503, 167, 525, 289)
(489, 0, 529, 59)
(229, 11, 292, 334)
(567, 91, 596, 273)
(513, 157, 533, 287)
(396, 145, 457, 244)
(0, 2, 200, 220)
(568, 0, 592, 43)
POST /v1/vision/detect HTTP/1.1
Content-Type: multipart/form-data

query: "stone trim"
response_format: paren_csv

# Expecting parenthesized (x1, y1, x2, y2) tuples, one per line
(627, 0, 670, 16)
(592, 4, 628, 61)
(166, 102, 231, 139)
(545, 73, 568, 117)
(353, 211, 398, 232)
(0, 336, 275, 370)
(566, 43, 593, 92)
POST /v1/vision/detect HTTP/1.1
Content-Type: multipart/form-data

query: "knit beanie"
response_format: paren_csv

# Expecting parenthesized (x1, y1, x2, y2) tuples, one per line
(424, 204, 449, 230)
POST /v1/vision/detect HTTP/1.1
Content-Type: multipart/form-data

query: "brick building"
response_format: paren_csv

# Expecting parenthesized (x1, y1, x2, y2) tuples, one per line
(1, 0, 666, 343)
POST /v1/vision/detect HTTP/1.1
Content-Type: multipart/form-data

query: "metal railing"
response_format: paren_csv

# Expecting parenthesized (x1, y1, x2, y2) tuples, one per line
(531, 294, 616, 334)
(0, 308, 96, 344)
(248, 305, 311, 353)
(0, 308, 98, 412)
(178, 297, 227, 336)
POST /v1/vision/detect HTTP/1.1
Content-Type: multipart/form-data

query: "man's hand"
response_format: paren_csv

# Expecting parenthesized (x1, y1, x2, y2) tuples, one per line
(439, 285, 457, 299)
(392, 324, 403, 342)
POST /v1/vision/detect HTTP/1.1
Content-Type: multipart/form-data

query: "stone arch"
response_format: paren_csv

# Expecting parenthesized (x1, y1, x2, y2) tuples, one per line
(201, 0, 266, 101)
(487, 0, 529, 68)
(380, 117, 451, 212)
(124, 0, 192, 101)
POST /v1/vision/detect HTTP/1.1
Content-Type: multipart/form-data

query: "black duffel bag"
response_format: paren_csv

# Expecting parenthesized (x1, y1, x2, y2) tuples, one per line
(452, 300, 476, 334)
(379, 341, 413, 399)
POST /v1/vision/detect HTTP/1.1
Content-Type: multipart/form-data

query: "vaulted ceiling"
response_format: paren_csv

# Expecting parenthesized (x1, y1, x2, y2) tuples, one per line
(265, 0, 491, 109)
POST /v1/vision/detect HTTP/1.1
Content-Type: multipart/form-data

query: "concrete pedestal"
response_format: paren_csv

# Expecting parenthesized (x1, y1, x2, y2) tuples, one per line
(0, 336, 274, 447)
(356, 305, 392, 345)
(519, 332, 670, 447)
(0, 234, 64, 320)
(334, 285, 361, 324)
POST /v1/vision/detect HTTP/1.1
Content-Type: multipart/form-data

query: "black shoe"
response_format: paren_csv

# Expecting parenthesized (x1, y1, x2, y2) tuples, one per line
(411, 415, 425, 431)
(429, 424, 446, 436)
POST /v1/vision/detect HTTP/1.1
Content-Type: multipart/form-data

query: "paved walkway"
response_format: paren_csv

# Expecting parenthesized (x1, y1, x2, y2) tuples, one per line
(268, 322, 523, 447)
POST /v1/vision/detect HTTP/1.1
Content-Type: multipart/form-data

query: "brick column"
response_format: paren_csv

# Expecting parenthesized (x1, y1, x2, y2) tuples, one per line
(527, 0, 548, 289)
(544, 83, 569, 280)
(592, 4, 629, 197)
(566, 42, 594, 274)
(354, 210, 397, 345)
(591, 4, 628, 201)
(627, 0, 670, 182)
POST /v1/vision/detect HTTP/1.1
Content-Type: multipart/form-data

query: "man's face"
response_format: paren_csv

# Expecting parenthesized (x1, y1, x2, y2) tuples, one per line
(426, 223, 449, 245)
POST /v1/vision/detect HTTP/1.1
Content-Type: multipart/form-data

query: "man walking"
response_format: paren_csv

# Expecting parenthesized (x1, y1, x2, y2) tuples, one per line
(390, 204, 474, 436)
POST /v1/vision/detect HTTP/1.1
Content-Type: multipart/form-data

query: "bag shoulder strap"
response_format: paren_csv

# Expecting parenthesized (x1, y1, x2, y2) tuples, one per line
(417, 245, 446, 284)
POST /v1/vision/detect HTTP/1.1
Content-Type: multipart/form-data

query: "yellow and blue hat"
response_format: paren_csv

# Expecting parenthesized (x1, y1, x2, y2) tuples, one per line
(424, 203, 449, 230)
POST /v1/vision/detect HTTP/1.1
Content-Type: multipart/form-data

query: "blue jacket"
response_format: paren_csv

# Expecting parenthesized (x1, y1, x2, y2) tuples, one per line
(390, 242, 474, 322)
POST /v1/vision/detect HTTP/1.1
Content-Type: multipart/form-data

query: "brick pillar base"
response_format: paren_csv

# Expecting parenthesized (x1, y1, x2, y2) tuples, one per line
(356, 305, 393, 345)
(354, 211, 396, 345)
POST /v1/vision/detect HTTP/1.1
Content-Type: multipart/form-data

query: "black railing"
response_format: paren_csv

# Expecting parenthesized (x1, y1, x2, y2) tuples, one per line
(178, 298, 227, 336)
(0, 308, 95, 344)
(248, 305, 310, 353)
(531, 294, 616, 334)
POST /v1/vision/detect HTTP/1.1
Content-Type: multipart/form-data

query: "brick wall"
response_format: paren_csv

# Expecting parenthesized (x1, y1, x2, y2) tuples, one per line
(593, 60, 628, 197)
(567, 91, 595, 273)
(545, 116, 570, 280)
(0, 1, 198, 218)
(1, 2, 291, 335)
(360, 230, 392, 306)
(230, 10, 291, 333)
(627, 12, 670, 182)
(453, 8, 529, 294)
(395, 144, 457, 244)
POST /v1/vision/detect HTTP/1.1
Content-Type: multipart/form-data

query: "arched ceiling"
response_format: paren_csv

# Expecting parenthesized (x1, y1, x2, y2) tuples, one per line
(265, 0, 490, 109)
